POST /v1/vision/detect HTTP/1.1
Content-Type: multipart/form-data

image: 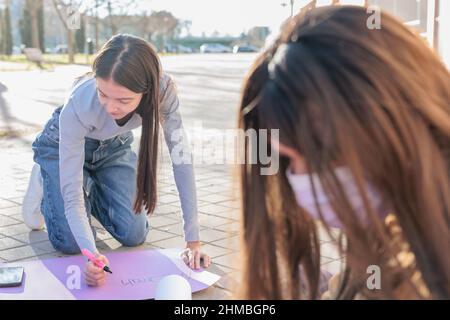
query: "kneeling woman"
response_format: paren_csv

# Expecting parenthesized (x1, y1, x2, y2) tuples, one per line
(22, 34, 211, 286)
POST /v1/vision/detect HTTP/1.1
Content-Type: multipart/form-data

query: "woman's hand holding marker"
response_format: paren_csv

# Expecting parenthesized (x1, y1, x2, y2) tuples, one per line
(82, 249, 112, 287)
(182, 241, 212, 270)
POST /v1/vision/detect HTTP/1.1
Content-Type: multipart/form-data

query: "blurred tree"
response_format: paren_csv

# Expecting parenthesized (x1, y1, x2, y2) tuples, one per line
(3, 1, 13, 55)
(93, 0, 100, 50)
(82, 0, 101, 51)
(0, 8, 4, 54)
(37, 0, 45, 52)
(174, 19, 192, 38)
(99, 0, 137, 36)
(139, 10, 178, 51)
(19, 0, 44, 51)
(52, 0, 83, 63)
(75, 13, 85, 53)
(247, 26, 270, 48)
(19, 2, 31, 48)
(54, 0, 137, 56)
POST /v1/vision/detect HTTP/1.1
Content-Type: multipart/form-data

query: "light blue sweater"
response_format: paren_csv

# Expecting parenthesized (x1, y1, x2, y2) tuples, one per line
(59, 73, 199, 254)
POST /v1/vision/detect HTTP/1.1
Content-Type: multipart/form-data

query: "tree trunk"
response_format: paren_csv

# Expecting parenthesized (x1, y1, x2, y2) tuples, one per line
(52, 0, 76, 63)
(30, 10, 40, 49)
(67, 29, 75, 63)
(95, 0, 99, 50)
(0, 9, 4, 55)
(107, 1, 115, 36)
(27, 0, 43, 49)
(4, 3, 13, 55)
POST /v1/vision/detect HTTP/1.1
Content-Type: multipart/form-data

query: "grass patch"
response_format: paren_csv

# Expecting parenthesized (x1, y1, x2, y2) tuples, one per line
(0, 54, 95, 65)
(0, 52, 176, 67)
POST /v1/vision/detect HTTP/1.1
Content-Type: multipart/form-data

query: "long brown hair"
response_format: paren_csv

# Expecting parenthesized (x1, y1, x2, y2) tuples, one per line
(238, 5, 450, 299)
(93, 34, 161, 215)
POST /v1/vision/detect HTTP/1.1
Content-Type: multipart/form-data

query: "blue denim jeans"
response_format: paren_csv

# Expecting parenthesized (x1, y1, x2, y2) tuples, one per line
(32, 106, 149, 254)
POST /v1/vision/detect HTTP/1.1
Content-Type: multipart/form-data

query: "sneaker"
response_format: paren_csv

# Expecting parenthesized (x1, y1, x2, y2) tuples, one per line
(21, 163, 45, 230)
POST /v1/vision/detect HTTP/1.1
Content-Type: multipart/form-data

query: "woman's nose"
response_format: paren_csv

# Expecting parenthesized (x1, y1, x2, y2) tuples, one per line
(105, 102, 117, 113)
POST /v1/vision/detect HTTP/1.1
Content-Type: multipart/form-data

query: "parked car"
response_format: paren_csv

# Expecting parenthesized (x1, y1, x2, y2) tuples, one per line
(233, 45, 259, 53)
(164, 43, 178, 53)
(200, 43, 232, 53)
(164, 44, 194, 54)
(12, 46, 21, 55)
(53, 45, 68, 54)
(177, 45, 194, 53)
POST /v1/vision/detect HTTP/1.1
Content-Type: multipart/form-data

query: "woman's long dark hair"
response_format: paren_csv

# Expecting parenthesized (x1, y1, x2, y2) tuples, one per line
(238, 6, 450, 299)
(92, 34, 161, 215)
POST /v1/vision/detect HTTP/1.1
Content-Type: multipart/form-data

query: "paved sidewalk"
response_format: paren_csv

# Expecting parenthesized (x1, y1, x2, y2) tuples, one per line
(0, 54, 343, 299)
(0, 133, 240, 299)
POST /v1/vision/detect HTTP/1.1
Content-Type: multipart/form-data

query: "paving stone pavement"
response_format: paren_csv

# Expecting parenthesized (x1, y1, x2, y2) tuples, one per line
(0, 54, 343, 299)
(0, 140, 344, 299)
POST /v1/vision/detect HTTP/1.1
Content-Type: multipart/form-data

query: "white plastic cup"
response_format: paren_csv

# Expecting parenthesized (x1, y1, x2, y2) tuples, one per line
(154, 275, 192, 300)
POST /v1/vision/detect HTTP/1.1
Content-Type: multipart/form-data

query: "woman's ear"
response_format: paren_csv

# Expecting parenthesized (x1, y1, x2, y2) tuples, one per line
(272, 138, 307, 174)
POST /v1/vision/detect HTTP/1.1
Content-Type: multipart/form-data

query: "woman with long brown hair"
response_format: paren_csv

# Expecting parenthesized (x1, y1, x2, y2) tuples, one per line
(22, 34, 211, 287)
(238, 5, 450, 299)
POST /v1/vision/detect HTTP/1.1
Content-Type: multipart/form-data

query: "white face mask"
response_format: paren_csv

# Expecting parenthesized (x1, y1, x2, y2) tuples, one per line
(285, 167, 388, 229)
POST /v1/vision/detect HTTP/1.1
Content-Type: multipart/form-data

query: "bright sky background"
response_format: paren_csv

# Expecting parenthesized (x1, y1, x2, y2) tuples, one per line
(134, 0, 298, 36)
(75, 0, 367, 37)
(131, 0, 367, 36)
